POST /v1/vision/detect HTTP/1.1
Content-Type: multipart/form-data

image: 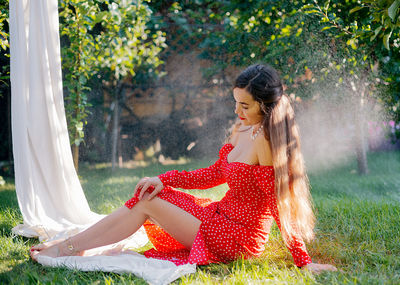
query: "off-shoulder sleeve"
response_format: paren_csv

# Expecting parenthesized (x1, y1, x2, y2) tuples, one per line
(158, 147, 228, 190)
(253, 166, 312, 268)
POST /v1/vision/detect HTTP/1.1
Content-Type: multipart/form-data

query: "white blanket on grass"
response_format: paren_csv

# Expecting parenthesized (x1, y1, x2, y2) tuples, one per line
(32, 225, 196, 284)
(37, 249, 196, 285)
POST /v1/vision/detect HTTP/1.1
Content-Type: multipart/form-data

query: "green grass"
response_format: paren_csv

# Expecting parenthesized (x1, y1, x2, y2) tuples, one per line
(1, 151, 400, 284)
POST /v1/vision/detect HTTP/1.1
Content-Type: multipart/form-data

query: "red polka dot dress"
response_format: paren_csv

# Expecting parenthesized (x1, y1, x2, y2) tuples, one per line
(125, 144, 312, 267)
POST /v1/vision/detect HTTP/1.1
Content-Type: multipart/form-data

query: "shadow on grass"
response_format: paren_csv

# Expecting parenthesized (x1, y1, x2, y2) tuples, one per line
(0, 260, 148, 285)
(0, 189, 22, 238)
(0, 189, 19, 210)
(0, 220, 16, 237)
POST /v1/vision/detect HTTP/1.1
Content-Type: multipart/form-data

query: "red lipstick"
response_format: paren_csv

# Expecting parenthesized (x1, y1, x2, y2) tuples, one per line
(239, 116, 245, 120)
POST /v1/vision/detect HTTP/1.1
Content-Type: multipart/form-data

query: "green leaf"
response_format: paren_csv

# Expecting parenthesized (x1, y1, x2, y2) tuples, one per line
(346, 38, 357, 49)
(349, 6, 366, 14)
(383, 30, 393, 50)
(303, 8, 320, 14)
(388, 0, 400, 21)
(79, 74, 87, 85)
(370, 26, 382, 42)
(321, 26, 333, 31)
(302, 4, 315, 9)
(76, 121, 83, 131)
(323, 2, 330, 11)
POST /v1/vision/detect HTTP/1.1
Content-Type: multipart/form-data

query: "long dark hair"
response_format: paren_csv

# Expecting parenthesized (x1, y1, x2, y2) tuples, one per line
(234, 64, 315, 242)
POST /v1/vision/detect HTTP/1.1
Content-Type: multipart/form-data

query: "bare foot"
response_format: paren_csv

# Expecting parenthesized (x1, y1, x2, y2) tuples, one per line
(30, 239, 84, 262)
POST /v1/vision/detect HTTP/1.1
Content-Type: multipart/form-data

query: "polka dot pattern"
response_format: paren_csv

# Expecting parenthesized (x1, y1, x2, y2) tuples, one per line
(124, 143, 312, 267)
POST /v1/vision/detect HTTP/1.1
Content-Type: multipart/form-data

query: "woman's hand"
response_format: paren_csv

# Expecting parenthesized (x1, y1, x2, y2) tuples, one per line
(302, 263, 337, 274)
(134, 176, 164, 200)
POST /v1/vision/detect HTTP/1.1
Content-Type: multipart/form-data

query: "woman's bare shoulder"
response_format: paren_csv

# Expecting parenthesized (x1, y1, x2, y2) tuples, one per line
(254, 133, 273, 166)
(229, 132, 239, 146)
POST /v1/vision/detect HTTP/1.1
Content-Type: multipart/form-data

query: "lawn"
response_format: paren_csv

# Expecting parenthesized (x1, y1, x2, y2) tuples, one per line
(0, 150, 399, 284)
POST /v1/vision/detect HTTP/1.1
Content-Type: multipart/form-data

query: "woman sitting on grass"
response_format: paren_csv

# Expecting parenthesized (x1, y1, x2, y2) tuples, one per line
(31, 64, 337, 274)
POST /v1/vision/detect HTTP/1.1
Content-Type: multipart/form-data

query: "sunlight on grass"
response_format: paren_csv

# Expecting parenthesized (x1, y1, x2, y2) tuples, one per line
(103, 176, 141, 186)
(0, 151, 399, 284)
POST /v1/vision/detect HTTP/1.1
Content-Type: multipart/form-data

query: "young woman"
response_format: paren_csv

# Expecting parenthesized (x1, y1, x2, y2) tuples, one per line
(31, 64, 336, 273)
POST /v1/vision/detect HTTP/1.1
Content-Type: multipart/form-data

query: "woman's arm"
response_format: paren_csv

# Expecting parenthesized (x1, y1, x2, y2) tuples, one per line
(254, 137, 337, 272)
(157, 156, 226, 190)
(134, 146, 228, 200)
(269, 194, 313, 267)
(270, 200, 337, 272)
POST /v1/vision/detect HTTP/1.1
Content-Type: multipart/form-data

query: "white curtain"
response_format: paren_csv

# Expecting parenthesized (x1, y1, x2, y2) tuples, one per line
(10, 0, 102, 239)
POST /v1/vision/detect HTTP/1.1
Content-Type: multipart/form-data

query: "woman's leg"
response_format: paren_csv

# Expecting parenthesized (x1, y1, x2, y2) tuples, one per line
(31, 194, 201, 260)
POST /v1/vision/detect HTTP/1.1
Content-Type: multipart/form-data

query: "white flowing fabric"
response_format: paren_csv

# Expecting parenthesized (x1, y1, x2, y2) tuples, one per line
(10, 0, 102, 239)
(9, 1, 195, 283)
(37, 248, 196, 285)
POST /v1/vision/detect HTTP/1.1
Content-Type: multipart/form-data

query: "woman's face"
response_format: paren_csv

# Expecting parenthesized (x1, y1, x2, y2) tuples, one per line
(233, 88, 264, 126)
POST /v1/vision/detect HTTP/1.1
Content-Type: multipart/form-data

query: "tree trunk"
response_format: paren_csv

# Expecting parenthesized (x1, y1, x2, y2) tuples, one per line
(7, 87, 13, 173)
(118, 124, 123, 168)
(111, 98, 119, 172)
(72, 144, 79, 171)
(355, 87, 369, 175)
